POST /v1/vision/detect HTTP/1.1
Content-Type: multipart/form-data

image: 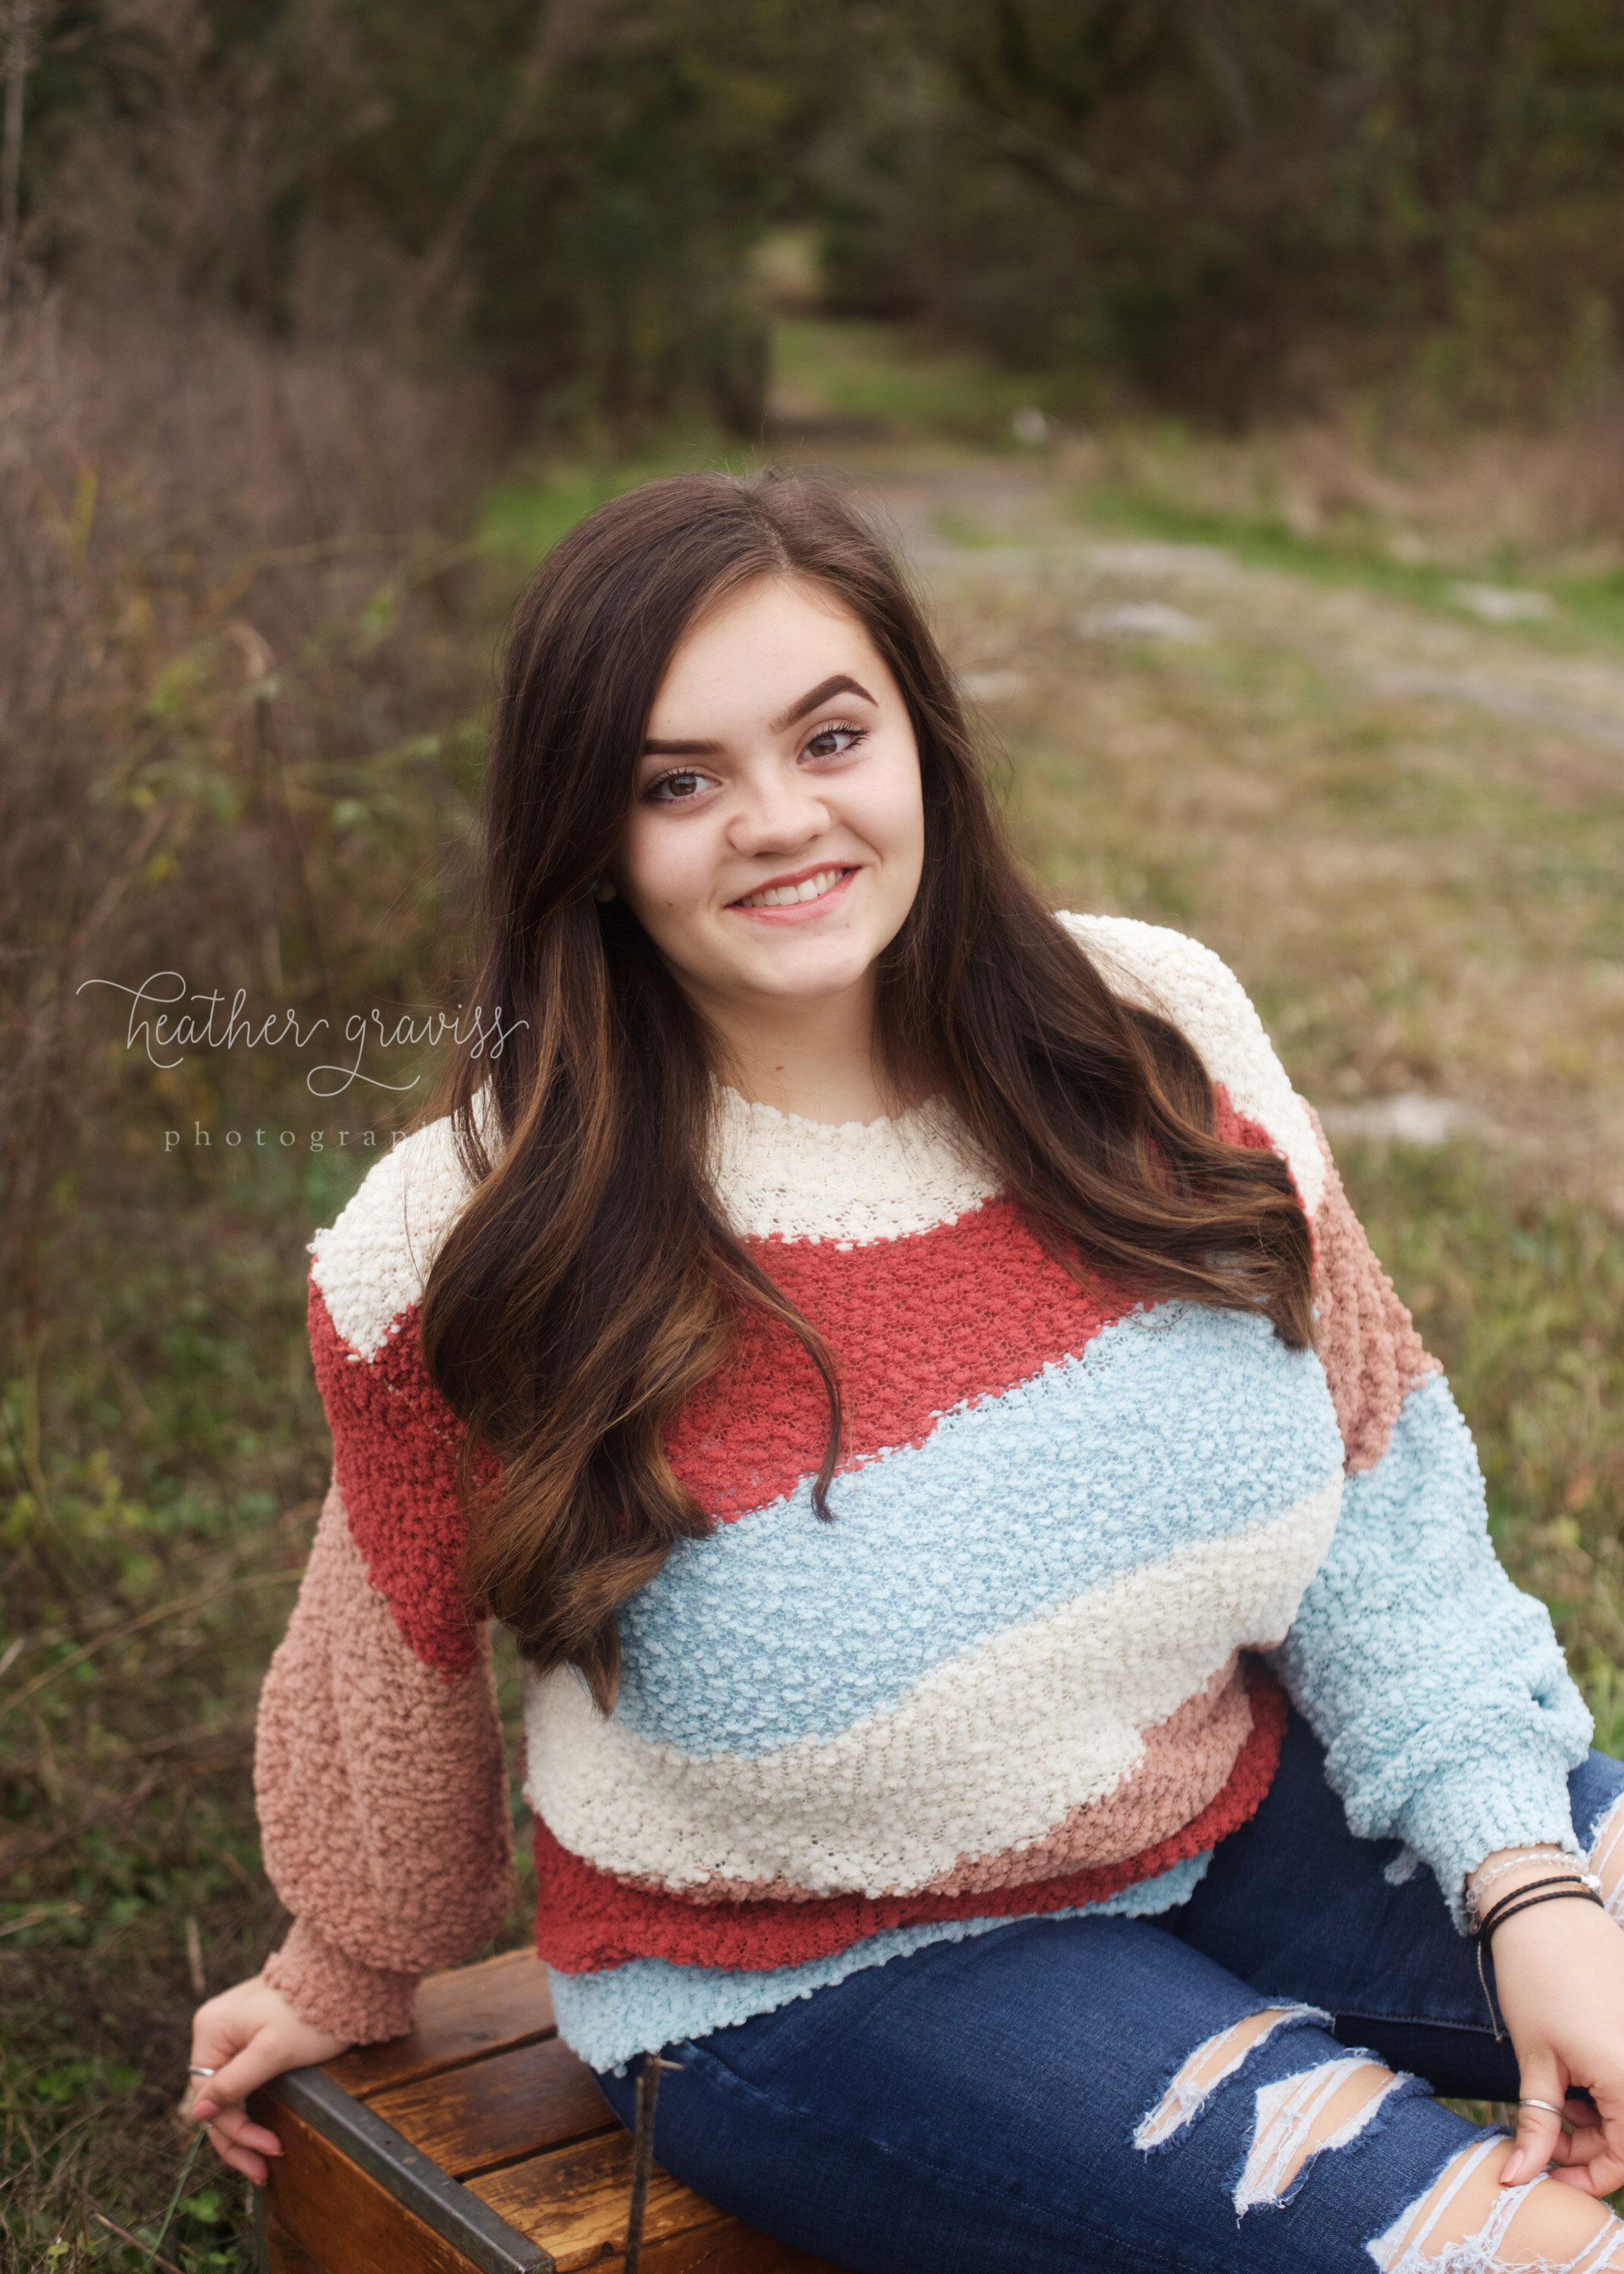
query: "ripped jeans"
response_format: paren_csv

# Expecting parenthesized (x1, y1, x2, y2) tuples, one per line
(595, 1712, 1624, 2272)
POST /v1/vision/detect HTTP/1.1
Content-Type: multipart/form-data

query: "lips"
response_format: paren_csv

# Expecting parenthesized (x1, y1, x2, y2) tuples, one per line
(731, 866, 852, 910)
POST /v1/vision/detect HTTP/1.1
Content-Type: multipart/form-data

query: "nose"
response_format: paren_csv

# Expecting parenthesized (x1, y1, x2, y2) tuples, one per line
(726, 757, 833, 857)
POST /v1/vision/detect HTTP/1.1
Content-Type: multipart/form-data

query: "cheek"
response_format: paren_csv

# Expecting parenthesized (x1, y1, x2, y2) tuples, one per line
(616, 812, 713, 915)
(859, 754, 926, 881)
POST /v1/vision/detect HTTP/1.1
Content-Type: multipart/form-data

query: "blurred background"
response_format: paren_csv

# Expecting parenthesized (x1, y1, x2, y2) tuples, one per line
(4, 2, 1624, 2264)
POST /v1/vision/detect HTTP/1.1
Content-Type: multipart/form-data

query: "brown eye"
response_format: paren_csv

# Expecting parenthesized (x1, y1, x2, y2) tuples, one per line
(647, 769, 710, 803)
(803, 723, 867, 762)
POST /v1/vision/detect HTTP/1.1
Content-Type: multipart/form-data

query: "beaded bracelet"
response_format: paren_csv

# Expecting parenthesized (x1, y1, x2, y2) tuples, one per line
(1466, 1848, 1575, 1915)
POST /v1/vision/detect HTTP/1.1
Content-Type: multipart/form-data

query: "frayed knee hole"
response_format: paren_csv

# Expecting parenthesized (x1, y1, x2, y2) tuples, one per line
(1134, 2007, 1321, 2151)
(1235, 2060, 1400, 2211)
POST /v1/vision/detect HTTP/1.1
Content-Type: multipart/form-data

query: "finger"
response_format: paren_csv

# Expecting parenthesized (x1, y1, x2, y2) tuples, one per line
(1550, 2151, 1624, 2197)
(200, 2103, 283, 2158)
(190, 2003, 258, 2075)
(1502, 2081, 1568, 2186)
(204, 2121, 269, 2188)
(189, 2028, 289, 2129)
(1549, 2115, 1608, 2167)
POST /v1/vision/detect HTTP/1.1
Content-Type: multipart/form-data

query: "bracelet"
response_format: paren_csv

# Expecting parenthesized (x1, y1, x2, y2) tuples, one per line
(1466, 1853, 1594, 1920)
(1478, 1883, 1605, 1955)
(1466, 1849, 1573, 1913)
(1474, 1883, 1608, 2044)
(1473, 1876, 1604, 1944)
(1472, 1875, 1603, 1941)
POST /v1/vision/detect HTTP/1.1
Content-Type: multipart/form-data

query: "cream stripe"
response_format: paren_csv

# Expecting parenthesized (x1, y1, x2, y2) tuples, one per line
(525, 1475, 1342, 1898)
(310, 1090, 500, 1361)
(1062, 915, 1325, 1215)
(706, 1086, 1000, 1245)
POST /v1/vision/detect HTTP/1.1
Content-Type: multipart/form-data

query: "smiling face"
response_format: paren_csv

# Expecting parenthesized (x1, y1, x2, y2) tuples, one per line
(610, 575, 926, 1050)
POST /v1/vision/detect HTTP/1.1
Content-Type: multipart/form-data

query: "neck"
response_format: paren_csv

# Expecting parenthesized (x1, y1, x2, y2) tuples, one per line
(696, 973, 904, 1126)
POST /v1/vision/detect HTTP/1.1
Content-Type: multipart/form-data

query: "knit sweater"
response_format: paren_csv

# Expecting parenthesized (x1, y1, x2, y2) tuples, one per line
(254, 914, 1593, 2073)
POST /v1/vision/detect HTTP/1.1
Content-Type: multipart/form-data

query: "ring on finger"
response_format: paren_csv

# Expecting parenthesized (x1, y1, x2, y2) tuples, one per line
(1518, 2098, 1568, 2119)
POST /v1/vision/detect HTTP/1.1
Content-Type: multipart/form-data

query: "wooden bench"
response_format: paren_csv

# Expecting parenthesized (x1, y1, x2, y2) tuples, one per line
(249, 1947, 850, 2274)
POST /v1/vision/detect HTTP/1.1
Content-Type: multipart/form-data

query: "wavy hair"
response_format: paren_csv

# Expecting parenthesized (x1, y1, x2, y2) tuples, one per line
(418, 470, 1314, 1709)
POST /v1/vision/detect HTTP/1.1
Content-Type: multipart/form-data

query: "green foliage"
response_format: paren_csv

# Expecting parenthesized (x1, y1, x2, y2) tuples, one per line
(27, 0, 854, 441)
(20, 0, 1624, 427)
(821, 0, 1624, 421)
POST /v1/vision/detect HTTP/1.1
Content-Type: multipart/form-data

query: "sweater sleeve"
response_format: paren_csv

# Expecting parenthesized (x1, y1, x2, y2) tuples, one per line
(1059, 914, 1594, 1928)
(254, 1126, 514, 2042)
(1266, 1110, 1593, 1925)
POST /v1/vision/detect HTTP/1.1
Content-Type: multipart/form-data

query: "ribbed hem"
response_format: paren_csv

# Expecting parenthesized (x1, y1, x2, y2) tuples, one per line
(1400, 1752, 1587, 1932)
(263, 1916, 420, 2044)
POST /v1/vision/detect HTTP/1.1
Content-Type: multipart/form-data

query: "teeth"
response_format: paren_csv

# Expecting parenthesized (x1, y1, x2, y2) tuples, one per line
(740, 867, 846, 910)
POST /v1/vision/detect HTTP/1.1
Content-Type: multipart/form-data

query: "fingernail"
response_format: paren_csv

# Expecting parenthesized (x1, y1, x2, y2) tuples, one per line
(1502, 2151, 1524, 2185)
(192, 2103, 217, 2122)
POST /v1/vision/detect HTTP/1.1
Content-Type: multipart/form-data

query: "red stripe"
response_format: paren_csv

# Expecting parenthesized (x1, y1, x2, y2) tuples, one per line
(532, 1666, 1288, 1974)
(308, 1280, 485, 1678)
(667, 1198, 1134, 1521)
(665, 1088, 1288, 1522)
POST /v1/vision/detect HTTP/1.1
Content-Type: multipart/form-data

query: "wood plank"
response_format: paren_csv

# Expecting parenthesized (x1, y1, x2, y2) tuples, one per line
(261, 2202, 333, 2274)
(254, 2069, 548, 2274)
(370, 2034, 617, 2177)
(628, 2219, 851, 2274)
(326, 1948, 557, 2098)
(468, 2130, 726, 2272)
(254, 2092, 493, 2274)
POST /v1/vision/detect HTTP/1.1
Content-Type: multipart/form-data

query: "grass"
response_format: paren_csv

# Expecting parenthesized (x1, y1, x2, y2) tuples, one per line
(5, 311, 1624, 2267)
(1337, 1145, 1624, 1677)
(478, 443, 735, 566)
(768, 315, 1060, 442)
(1069, 481, 1624, 653)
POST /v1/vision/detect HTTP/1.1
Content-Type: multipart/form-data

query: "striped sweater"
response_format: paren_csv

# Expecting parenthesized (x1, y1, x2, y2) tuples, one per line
(254, 915, 1592, 2072)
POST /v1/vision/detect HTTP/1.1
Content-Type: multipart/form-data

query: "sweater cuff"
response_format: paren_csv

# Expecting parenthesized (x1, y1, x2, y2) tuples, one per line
(263, 1917, 420, 2044)
(1399, 1756, 1584, 1934)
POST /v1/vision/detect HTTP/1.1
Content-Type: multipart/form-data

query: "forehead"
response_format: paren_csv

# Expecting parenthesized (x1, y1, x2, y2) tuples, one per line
(649, 575, 884, 722)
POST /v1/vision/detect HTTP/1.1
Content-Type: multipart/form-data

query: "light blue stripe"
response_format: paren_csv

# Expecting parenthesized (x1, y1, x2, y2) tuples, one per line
(612, 1305, 1341, 1756)
(1267, 1369, 1591, 1924)
(549, 1852, 1212, 2075)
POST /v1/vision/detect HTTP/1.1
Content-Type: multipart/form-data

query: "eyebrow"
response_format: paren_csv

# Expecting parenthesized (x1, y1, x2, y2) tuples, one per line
(641, 673, 878, 756)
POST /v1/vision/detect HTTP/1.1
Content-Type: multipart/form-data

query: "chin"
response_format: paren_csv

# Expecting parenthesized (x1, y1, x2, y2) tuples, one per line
(736, 952, 876, 1001)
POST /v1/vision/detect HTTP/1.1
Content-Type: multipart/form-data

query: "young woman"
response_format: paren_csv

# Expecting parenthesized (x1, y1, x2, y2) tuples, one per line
(189, 470, 1624, 2272)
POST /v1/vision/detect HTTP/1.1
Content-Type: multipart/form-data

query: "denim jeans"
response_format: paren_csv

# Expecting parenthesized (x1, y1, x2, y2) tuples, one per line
(596, 1710, 1624, 2272)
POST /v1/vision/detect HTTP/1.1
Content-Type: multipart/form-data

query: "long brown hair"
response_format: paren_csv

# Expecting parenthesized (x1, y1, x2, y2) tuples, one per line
(420, 469, 1313, 1709)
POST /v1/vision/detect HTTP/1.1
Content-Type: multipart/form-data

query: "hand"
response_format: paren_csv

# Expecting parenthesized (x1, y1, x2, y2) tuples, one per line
(186, 1972, 351, 2185)
(1488, 1894, 1624, 2194)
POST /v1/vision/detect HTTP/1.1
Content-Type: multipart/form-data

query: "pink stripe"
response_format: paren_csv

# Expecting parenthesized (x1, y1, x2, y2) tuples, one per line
(257, 1480, 513, 2038)
(1302, 1108, 1439, 1474)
